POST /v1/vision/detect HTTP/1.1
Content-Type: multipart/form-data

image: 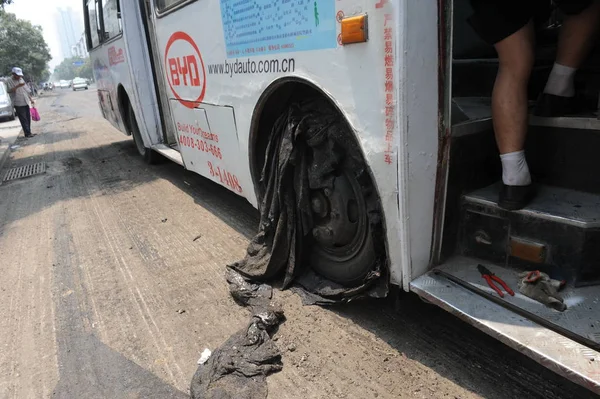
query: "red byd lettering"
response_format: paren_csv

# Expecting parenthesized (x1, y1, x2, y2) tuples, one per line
(164, 31, 207, 108)
(169, 58, 180, 86)
(168, 55, 201, 87)
(187, 55, 200, 86)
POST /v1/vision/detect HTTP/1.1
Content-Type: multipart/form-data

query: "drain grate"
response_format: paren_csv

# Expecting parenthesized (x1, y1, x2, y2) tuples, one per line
(3, 162, 46, 182)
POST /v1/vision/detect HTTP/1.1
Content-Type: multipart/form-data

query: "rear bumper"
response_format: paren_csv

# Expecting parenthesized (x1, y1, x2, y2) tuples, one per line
(0, 104, 13, 116)
(411, 272, 600, 394)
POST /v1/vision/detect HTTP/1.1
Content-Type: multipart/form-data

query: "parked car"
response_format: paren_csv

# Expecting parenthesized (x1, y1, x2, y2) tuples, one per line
(0, 82, 15, 121)
(59, 80, 70, 89)
(72, 77, 89, 91)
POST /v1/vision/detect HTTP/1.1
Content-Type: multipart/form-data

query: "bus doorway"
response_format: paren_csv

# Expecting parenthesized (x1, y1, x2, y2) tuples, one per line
(413, 0, 600, 393)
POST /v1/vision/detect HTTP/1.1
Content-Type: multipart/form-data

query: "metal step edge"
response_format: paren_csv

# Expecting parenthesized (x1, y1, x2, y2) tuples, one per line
(464, 184, 600, 229)
(452, 115, 600, 138)
(152, 144, 184, 166)
(410, 272, 600, 395)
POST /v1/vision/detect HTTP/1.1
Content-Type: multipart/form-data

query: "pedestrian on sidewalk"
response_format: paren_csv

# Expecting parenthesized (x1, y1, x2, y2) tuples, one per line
(6, 67, 35, 138)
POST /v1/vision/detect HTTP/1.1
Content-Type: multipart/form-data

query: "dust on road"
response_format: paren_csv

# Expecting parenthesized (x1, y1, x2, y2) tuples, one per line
(0, 89, 594, 398)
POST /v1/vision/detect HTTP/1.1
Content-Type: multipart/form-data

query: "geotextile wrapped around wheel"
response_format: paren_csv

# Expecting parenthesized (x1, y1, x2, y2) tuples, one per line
(229, 98, 388, 305)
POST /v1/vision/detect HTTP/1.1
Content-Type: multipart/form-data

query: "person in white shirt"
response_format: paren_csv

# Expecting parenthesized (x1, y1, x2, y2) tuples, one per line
(6, 67, 34, 138)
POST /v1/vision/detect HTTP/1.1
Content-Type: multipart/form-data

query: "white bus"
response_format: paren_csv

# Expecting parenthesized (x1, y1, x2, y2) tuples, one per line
(84, 0, 599, 393)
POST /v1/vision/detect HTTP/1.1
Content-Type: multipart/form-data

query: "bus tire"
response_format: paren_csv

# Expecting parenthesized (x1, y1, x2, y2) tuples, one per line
(304, 106, 383, 286)
(129, 106, 159, 164)
(309, 167, 379, 286)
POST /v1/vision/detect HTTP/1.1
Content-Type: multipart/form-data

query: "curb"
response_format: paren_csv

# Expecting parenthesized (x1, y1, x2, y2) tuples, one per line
(0, 127, 24, 177)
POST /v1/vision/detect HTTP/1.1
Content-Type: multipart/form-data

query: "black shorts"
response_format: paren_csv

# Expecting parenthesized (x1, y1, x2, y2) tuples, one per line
(468, 0, 593, 45)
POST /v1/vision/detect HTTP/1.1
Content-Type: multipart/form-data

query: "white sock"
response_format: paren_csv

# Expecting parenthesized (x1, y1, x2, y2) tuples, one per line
(500, 150, 531, 186)
(543, 63, 576, 97)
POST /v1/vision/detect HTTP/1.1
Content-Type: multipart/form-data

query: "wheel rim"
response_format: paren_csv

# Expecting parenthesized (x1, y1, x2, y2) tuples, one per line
(310, 171, 369, 262)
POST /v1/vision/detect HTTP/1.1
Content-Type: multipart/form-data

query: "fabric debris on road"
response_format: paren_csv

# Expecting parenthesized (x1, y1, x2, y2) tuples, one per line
(228, 98, 387, 305)
(190, 269, 284, 399)
(190, 308, 284, 399)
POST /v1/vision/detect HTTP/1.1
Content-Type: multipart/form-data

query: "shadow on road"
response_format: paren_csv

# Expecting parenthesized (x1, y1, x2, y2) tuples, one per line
(330, 293, 597, 399)
(51, 334, 188, 399)
(50, 210, 188, 399)
(0, 134, 258, 244)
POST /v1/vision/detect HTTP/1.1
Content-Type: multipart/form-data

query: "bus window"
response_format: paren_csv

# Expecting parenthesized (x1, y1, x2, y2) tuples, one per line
(156, 0, 190, 13)
(86, 0, 101, 48)
(103, 0, 122, 40)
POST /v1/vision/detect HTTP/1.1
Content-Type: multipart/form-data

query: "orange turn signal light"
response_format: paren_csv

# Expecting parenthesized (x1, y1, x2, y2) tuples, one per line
(341, 15, 368, 45)
(509, 237, 547, 264)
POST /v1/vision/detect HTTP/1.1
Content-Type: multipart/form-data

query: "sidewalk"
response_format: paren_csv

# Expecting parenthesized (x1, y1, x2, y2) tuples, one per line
(0, 119, 23, 174)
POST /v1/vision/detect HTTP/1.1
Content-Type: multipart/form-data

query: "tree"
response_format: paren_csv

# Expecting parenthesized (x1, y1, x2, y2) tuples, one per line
(0, 10, 51, 81)
(76, 57, 93, 80)
(0, 1, 14, 8)
(53, 57, 93, 81)
(39, 68, 50, 82)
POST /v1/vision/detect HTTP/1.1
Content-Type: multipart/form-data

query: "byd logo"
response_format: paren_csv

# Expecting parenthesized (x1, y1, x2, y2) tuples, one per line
(164, 31, 206, 108)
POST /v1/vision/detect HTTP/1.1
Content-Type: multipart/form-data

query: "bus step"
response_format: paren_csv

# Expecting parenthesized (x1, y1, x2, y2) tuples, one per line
(410, 269, 600, 395)
(460, 183, 600, 286)
(152, 144, 183, 166)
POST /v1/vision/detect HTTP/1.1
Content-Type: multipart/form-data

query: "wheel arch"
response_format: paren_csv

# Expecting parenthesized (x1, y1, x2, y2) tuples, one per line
(117, 84, 132, 135)
(247, 76, 391, 286)
(248, 77, 381, 204)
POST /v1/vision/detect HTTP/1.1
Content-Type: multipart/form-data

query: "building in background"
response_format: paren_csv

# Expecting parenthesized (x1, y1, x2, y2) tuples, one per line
(54, 7, 84, 60)
(72, 33, 88, 59)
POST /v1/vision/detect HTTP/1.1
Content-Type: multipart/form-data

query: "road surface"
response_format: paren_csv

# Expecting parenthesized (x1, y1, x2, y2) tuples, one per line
(0, 88, 595, 399)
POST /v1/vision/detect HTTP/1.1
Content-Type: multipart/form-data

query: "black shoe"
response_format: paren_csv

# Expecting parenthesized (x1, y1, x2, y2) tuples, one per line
(533, 93, 576, 117)
(498, 184, 535, 211)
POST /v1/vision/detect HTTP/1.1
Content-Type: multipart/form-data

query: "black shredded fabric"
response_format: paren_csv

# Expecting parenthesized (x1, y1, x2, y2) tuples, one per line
(189, 307, 284, 399)
(225, 268, 273, 310)
(229, 98, 387, 304)
(190, 99, 388, 398)
(190, 270, 283, 399)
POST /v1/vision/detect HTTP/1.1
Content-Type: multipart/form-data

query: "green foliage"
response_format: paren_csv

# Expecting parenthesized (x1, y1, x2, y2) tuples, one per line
(76, 57, 93, 80)
(0, 1, 14, 8)
(0, 10, 51, 81)
(39, 69, 50, 82)
(53, 57, 93, 81)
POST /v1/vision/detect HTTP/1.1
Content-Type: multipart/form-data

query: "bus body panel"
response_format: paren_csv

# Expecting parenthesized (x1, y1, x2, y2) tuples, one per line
(149, 0, 409, 285)
(398, 0, 439, 289)
(93, 36, 130, 133)
(90, 0, 164, 151)
(120, 0, 164, 148)
(90, 0, 441, 288)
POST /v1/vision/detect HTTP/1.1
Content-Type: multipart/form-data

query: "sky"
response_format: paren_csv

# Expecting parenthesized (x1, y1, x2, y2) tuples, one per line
(5, 0, 85, 69)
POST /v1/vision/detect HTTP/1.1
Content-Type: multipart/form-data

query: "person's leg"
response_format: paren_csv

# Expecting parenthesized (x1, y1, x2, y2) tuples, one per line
(14, 106, 30, 136)
(493, 21, 535, 156)
(467, 1, 538, 209)
(492, 22, 536, 211)
(536, 0, 600, 116)
(23, 106, 31, 136)
(15, 106, 32, 136)
(556, 0, 600, 69)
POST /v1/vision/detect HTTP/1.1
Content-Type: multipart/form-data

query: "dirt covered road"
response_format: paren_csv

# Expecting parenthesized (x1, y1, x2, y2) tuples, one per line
(0, 88, 594, 398)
